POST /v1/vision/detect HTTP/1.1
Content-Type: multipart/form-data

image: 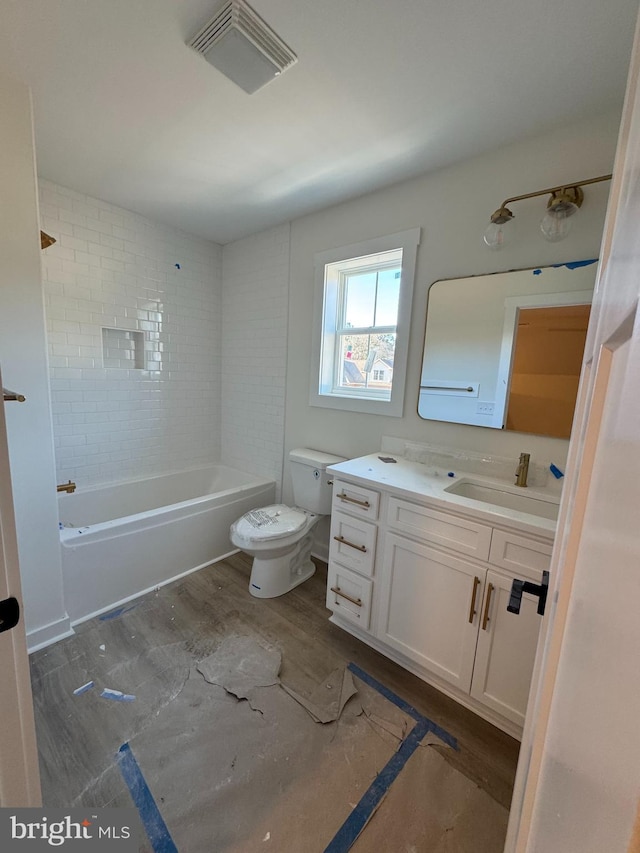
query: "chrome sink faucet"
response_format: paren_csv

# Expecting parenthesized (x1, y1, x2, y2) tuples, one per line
(515, 452, 530, 487)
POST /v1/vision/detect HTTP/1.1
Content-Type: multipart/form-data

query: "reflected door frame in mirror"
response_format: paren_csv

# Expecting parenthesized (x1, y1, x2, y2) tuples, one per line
(495, 289, 592, 434)
(418, 260, 598, 436)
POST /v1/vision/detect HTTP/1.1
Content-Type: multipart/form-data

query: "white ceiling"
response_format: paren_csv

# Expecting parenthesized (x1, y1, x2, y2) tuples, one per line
(1, 0, 637, 243)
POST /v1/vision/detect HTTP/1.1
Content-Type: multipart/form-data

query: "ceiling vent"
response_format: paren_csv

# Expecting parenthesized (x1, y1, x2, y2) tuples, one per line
(189, 0, 298, 94)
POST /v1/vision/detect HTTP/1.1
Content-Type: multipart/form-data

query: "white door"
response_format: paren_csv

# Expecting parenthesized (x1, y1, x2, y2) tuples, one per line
(0, 373, 41, 806)
(506, 12, 640, 851)
(379, 533, 484, 692)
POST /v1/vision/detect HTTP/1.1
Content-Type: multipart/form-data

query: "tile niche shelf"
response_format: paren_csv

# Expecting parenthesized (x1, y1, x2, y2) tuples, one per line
(102, 327, 145, 370)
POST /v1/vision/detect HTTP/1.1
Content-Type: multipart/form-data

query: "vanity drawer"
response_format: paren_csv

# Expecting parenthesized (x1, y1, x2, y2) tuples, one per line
(333, 480, 380, 520)
(489, 530, 552, 579)
(329, 511, 377, 577)
(326, 562, 373, 629)
(387, 496, 492, 561)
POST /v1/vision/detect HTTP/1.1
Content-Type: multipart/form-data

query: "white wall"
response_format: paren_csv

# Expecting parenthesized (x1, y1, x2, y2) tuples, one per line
(39, 181, 223, 487)
(221, 224, 290, 499)
(0, 73, 69, 648)
(281, 111, 620, 503)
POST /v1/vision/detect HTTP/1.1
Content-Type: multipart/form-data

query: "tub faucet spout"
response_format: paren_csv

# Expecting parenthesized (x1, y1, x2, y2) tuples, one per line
(57, 480, 76, 494)
(515, 453, 530, 487)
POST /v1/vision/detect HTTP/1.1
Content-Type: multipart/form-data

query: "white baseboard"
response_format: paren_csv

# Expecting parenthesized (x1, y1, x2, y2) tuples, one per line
(27, 615, 74, 654)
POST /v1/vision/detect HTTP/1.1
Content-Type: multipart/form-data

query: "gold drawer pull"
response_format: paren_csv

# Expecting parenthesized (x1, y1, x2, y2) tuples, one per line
(482, 583, 494, 631)
(337, 492, 370, 509)
(333, 535, 367, 553)
(330, 586, 362, 607)
(468, 576, 481, 624)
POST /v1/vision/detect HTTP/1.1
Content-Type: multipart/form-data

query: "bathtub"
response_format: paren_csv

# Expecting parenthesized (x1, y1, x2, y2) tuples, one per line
(58, 465, 275, 624)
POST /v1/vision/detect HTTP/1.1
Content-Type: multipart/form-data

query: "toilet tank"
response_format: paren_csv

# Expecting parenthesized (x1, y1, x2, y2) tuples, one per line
(289, 448, 347, 514)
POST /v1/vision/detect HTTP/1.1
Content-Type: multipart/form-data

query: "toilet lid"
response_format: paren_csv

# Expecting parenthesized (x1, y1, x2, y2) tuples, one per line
(233, 504, 308, 544)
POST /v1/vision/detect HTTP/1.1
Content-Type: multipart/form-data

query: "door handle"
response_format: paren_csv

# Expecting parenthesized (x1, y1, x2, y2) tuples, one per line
(0, 597, 20, 633)
(481, 583, 494, 631)
(468, 576, 481, 623)
(508, 571, 550, 616)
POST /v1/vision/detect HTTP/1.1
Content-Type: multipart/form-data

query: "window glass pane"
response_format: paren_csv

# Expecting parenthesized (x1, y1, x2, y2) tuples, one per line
(374, 268, 401, 326)
(344, 272, 376, 328)
(335, 333, 395, 398)
(338, 334, 369, 388)
(369, 332, 396, 379)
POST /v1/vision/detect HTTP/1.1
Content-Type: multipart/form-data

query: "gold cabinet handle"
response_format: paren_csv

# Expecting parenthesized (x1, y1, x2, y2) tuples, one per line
(330, 586, 362, 607)
(337, 492, 370, 508)
(468, 576, 481, 624)
(333, 535, 367, 553)
(482, 583, 494, 631)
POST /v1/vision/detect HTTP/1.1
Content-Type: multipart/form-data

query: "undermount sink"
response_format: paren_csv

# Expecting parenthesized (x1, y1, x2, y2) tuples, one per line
(444, 478, 560, 521)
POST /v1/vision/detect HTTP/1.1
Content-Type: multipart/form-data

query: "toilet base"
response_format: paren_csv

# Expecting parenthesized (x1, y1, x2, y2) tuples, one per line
(248, 530, 316, 598)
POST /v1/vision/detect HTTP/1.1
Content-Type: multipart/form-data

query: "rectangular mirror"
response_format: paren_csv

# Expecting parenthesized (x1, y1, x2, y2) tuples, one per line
(418, 260, 597, 436)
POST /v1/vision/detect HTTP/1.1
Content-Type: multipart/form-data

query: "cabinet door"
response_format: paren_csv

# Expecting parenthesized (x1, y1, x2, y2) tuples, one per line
(378, 534, 485, 693)
(470, 569, 543, 728)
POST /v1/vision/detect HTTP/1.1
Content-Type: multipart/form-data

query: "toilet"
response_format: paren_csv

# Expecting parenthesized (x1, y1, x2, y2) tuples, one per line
(230, 448, 346, 598)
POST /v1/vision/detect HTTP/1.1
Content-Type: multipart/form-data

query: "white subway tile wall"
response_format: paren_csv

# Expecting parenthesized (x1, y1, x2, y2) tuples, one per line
(39, 180, 223, 487)
(221, 224, 290, 499)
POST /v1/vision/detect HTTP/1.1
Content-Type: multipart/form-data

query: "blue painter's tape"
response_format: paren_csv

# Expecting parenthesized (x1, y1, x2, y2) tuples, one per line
(99, 603, 140, 621)
(533, 259, 597, 275)
(101, 688, 136, 702)
(325, 720, 430, 853)
(324, 664, 458, 851)
(117, 742, 178, 853)
(73, 680, 94, 696)
(347, 662, 457, 748)
(552, 258, 598, 270)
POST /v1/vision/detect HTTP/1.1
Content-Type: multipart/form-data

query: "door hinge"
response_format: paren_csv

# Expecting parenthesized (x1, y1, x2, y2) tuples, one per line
(0, 597, 20, 633)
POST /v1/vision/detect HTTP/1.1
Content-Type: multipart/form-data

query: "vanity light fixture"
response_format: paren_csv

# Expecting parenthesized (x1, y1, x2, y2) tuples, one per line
(483, 174, 612, 250)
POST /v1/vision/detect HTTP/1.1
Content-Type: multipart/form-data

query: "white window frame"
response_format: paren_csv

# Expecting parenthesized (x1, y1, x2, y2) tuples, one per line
(310, 228, 420, 416)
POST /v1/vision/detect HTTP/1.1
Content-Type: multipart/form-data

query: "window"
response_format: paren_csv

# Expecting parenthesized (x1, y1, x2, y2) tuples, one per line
(310, 229, 420, 416)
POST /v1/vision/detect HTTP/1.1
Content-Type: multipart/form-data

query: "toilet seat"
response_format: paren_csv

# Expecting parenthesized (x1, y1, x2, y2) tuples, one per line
(231, 504, 308, 547)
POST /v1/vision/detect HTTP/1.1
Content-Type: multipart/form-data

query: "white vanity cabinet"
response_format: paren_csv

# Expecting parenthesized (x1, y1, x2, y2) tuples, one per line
(326, 476, 552, 738)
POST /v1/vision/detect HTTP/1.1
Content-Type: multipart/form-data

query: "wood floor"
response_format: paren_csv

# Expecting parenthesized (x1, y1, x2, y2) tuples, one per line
(29, 552, 519, 845)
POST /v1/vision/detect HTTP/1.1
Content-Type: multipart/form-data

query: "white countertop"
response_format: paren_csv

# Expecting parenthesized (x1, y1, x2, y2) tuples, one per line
(327, 453, 558, 538)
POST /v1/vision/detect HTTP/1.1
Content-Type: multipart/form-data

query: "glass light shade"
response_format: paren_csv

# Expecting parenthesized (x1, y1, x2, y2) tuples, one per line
(540, 208, 573, 242)
(483, 220, 512, 250)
